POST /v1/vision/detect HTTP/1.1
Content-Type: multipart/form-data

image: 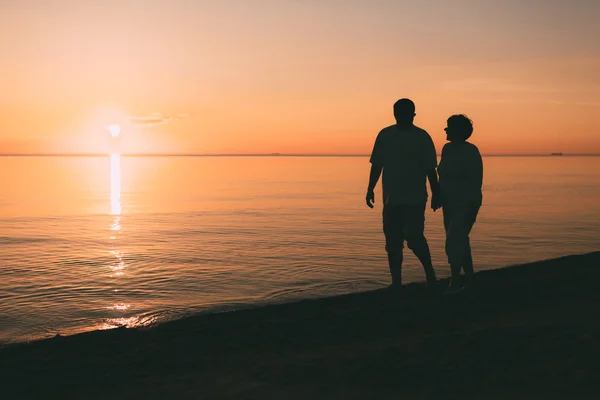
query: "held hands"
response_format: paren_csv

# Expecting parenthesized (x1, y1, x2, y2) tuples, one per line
(366, 189, 441, 211)
(431, 193, 442, 212)
(366, 189, 375, 208)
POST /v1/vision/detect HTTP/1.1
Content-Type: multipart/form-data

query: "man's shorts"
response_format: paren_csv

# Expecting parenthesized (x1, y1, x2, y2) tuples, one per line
(382, 203, 426, 252)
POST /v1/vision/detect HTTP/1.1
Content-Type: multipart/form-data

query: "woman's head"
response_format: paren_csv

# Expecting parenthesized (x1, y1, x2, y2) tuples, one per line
(445, 114, 473, 142)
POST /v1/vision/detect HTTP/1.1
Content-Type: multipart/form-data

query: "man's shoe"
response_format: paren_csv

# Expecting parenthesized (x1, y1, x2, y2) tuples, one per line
(445, 282, 464, 295)
(425, 278, 438, 293)
(388, 283, 405, 295)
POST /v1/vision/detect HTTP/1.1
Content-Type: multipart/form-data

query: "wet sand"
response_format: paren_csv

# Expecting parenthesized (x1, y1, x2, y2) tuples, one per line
(1, 252, 599, 399)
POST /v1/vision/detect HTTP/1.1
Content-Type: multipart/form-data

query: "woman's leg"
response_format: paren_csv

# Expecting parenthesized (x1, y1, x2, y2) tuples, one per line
(457, 206, 479, 288)
(462, 243, 474, 287)
(443, 207, 462, 291)
(446, 206, 479, 291)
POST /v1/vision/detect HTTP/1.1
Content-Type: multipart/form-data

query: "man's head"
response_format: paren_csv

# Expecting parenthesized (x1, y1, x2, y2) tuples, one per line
(393, 98, 416, 126)
(445, 114, 473, 142)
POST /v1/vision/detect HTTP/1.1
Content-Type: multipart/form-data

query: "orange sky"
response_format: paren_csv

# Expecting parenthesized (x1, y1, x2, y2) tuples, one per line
(1, 0, 599, 155)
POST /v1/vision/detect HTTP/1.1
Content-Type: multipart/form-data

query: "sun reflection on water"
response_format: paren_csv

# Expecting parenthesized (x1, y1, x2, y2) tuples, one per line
(110, 216, 121, 232)
(107, 152, 133, 322)
(109, 155, 124, 278)
(109, 249, 125, 277)
(108, 303, 130, 311)
(99, 315, 159, 331)
(110, 153, 121, 216)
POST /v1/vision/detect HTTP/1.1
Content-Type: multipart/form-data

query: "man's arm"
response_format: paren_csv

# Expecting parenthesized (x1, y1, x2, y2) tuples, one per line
(424, 133, 441, 211)
(366, 164, 383, 208)
(366, 131, 384, 208)
(368, 163, 383, 192)
(427, 169, 441, 211)
(366, 163, 382, 208)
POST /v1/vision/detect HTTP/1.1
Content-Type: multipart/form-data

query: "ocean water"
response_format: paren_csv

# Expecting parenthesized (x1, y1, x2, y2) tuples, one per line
(1, 155, 599, 344)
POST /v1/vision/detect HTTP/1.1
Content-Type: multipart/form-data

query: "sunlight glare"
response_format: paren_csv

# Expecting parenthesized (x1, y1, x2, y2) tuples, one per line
(107, 124, 121, 137)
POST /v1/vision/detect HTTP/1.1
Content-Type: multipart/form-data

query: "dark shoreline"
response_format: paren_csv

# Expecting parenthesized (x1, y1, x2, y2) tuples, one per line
(2, 252, 599, 399)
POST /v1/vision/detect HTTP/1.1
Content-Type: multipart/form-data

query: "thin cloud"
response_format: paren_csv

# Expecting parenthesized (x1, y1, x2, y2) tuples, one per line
(129, 113, 188, 127)
(442, 79, 557, 94)
(464, 98, 600, 107)
(443, 78, 600, 95)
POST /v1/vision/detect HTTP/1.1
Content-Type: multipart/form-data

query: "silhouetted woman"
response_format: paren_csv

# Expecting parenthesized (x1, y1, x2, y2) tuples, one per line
(437, 115, 483, 293)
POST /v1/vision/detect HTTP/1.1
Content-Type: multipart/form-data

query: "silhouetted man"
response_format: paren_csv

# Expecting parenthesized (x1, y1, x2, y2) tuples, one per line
(366, 98, 440, 290)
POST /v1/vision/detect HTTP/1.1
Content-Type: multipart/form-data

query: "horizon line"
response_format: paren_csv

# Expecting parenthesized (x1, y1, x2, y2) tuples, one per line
(0, 152, 599, 158)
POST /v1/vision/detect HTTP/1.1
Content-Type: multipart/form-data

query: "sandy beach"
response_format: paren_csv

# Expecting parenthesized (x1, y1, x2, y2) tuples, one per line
(1, 252, 599, 399)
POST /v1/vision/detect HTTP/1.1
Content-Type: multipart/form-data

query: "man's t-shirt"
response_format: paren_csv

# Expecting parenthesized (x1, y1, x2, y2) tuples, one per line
(370, 124, 438, 206)
(437, 141, 483, 207)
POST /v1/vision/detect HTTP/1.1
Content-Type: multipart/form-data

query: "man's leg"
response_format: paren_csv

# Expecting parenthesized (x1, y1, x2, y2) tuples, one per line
(387, 252, 403, 286)
(404, 204, 437, 286)
(383, 205, 404, 287)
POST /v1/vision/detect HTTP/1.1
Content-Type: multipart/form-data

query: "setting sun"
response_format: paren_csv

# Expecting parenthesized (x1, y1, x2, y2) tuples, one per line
(107, 124, 121, 138)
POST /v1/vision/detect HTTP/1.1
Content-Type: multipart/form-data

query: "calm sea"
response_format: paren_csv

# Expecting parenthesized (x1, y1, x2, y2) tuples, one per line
(1, 155, 599, 344)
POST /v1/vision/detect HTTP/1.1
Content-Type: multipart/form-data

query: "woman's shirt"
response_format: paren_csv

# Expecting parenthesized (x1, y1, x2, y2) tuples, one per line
(437, 141, 483, 207)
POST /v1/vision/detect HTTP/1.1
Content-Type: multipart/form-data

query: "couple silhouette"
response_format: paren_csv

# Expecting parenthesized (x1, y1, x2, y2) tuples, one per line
(366, 98, 483, 294)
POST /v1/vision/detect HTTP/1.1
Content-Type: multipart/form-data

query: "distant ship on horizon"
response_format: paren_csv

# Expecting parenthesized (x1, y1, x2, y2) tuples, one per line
(551, 152, 564, 156)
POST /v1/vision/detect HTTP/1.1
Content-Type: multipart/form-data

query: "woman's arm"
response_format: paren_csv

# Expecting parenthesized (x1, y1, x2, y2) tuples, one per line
(467, 145, 483, 189)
